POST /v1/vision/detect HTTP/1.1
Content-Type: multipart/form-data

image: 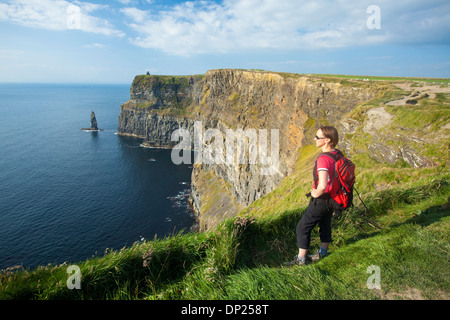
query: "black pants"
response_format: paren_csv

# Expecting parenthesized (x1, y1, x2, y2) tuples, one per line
(296, 197, 333, 249)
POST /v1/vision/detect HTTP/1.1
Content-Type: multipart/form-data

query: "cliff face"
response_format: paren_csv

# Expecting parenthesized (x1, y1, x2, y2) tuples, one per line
(118, 69, 379, 229)
(118, 75, 204, 145)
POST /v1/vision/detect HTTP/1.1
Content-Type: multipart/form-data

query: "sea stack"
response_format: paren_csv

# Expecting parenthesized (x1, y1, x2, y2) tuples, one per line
(90, 111, 98, 130)
(82, 111, 102, 131)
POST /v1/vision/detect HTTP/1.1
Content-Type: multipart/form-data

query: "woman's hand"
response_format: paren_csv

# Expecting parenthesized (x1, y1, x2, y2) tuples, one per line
(311, 187, 323, 198)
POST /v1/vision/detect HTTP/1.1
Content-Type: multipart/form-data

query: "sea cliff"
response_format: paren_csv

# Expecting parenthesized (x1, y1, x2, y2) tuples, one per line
(117, 69, 441, 230)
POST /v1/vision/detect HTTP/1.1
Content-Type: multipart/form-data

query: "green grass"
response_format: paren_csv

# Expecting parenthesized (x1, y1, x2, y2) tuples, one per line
(1, 175, 448, 300)
(313, 74, 450, 84)
(347, 85, 412, 122)
(134, 74, 204, 86)
(386, 93, 450, 131)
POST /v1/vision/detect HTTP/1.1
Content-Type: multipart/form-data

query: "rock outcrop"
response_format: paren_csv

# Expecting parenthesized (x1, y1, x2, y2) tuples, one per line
(118, 69, 439, 229)
(82, 111, 102, 131)
(90, 111, 98, 130)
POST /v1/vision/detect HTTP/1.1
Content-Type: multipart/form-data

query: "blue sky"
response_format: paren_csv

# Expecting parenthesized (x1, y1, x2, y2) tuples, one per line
(0, 0, 449, 83)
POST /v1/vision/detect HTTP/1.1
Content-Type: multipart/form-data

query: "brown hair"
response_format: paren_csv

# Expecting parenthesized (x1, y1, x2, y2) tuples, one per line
(319, 126, 339, 148)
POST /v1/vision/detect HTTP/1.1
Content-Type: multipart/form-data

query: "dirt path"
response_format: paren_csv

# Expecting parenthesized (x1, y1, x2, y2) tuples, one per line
(386, 83, 450, 106)
(363, 83, 449, 134)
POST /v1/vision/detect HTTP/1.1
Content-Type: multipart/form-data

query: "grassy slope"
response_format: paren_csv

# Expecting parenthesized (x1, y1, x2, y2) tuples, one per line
(1, 78, 449, 300)
(311, 73, 450, 84)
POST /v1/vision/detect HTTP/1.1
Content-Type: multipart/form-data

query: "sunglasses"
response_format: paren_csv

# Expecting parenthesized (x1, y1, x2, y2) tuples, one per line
(314, 135, 325, 140)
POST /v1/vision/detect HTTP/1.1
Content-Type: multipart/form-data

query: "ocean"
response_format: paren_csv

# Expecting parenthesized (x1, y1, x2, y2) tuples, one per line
(0, 83, 196, 270)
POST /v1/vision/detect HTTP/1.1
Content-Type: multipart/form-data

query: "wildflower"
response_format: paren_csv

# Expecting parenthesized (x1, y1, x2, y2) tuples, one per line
(142, 248, 155, 268)
(233, 217, 256, 235)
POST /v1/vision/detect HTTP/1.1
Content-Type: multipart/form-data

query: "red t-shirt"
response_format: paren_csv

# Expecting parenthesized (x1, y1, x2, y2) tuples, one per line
(313, 150, 338, 193)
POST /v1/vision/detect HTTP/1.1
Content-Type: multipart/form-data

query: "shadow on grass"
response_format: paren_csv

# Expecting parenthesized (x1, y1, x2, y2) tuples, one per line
(234, 181, 449, 271)
(235, 208, 303, 268)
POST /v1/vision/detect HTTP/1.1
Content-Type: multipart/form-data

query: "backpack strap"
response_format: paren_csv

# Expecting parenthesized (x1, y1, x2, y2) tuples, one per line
(314, 150, 344, 193)
(321, 149, 343, 162)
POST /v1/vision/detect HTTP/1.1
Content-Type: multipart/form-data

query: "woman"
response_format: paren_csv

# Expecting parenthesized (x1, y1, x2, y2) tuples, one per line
(286, 126, 340, 266)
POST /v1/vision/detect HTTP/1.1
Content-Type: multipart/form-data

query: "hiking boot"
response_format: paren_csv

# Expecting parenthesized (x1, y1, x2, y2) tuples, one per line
(308, 249, 328, 262)
(283, 255, 311, 266)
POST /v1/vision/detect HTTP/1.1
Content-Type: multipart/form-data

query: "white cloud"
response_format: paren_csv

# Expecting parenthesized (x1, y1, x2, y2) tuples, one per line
(116, 0, 133, 5)
(121, 0, 450, 56)
(0, 0, 124, 36)
(120, 0, 369, 55)
(121, 7, 148, 23)
(82, 43, 105, 48)
(2, 0, 448, 57)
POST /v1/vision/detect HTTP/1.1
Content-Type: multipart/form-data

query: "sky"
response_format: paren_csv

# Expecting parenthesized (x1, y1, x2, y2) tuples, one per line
(0, 0, 449, 84)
